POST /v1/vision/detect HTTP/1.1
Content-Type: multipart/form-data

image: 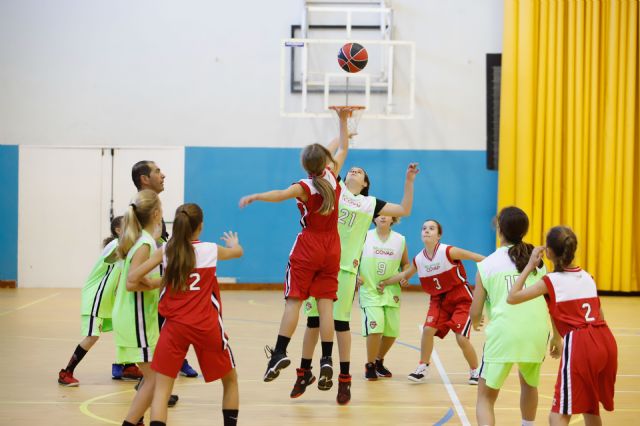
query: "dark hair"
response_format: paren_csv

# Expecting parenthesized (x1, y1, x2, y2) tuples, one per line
(360, 168, 371, 196)
(546, 226, 578, 272)
(132, 161, 153, 190)
(103, 216, 123, 247)
(301, 144, 337, 215)
(163, 204, 204, 292)
(424, 219, 443, 236)
(498, 206, 541, 273)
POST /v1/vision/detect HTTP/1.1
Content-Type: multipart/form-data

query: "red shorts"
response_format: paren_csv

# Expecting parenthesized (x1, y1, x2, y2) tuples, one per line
(552, 325, 617, 415)
(423, 284, 473, 339)
(151, 319, 235, 383)
(285, 231, 340, 300)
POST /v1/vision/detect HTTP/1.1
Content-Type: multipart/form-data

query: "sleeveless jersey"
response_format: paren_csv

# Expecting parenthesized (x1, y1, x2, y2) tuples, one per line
(476, 246, 549, 362)
(112, 230, 160, 349)
(542, 268, 607, 337)
(337, 180, 377, 273)
(358, 229, 406, 308)
(413, 243, 468, 296)
(159, 242, 228, 349)
(81, 239, 121, 318)
(295, 167, 341, 233)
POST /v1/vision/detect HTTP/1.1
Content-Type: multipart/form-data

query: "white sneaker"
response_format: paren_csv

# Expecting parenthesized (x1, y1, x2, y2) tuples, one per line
(407, 363, 429, 383)
(468, 368, 479, 385)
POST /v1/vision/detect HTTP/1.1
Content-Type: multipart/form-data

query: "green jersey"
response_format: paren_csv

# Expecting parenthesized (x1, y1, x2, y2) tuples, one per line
(81, 239, 121, 318)
(112, 231, 160, 349)
(359, 229, 406, 308)
(477, 246, 550, 363)
(338, 180, 377, 273)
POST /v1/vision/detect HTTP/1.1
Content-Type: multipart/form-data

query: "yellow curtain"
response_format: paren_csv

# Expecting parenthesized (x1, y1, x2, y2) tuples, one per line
(498, 0, 640, 291)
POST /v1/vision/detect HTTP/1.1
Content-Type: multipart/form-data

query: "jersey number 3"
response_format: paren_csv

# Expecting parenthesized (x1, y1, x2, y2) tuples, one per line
(189, 273, 201, 291)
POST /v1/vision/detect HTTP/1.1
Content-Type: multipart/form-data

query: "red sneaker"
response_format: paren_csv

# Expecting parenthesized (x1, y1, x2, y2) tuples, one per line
(336, 373, 351, 405)
(290, 368, 316, 398)
(58, 369, 79, 387)
(122, 365, 144, 380)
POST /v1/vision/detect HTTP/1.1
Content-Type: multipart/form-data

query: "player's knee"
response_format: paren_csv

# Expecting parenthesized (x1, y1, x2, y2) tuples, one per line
(307, 316, 320, 328)
(334, 320, 350, 332)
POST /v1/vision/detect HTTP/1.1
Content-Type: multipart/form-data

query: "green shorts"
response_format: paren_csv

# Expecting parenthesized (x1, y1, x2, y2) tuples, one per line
(304, 269, 357, 322)
(81, 315, 112, 337)
(116, 346, 155, 364)
(479, 361, 542, 389)
(360, 306, 400, 338)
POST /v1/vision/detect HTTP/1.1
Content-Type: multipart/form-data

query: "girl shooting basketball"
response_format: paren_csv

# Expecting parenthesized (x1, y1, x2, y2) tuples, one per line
(239, 109, 350, 389)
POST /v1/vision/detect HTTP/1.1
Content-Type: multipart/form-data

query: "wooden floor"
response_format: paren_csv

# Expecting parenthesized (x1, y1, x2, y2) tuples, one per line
(0, 288, 638, 425)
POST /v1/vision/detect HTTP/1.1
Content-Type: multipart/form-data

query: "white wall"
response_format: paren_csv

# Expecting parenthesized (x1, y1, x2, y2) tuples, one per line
(0, 0, 503, 151)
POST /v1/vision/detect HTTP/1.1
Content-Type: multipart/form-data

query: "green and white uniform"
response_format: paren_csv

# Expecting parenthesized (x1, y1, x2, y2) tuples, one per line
(80, 239, 121, 336)
(304, 180, 382, 321)
(476, 246, 550, 389)
(112, 230, 160, 363)
(358, 229, 406, 337)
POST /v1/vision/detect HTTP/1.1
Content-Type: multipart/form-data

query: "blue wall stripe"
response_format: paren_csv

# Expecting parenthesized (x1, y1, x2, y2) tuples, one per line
(0, 145, 19, 281)
(185, 147, 497, 283)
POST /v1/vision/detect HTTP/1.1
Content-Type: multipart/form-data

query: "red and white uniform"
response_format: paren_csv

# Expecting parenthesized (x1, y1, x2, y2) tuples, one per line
(543, 268, 617, 416)
(413, 243, 473, 338)
(152, 241, 235, 382)
(285, 168, 341, 300)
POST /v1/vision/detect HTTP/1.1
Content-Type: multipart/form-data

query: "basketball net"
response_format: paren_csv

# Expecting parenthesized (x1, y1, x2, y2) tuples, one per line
(329, 105, 365, 147)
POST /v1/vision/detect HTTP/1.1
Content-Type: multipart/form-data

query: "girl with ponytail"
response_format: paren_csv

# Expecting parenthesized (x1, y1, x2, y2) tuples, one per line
(507, 226, 618, 426)
(470, 206, 550, 426)
(112, 189, 164, 426)
(126, 203, 244, 426)
(238, 110, 350, 390)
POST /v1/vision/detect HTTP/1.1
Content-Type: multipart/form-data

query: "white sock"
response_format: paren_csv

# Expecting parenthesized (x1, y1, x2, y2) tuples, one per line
(521, 420, 534, 426)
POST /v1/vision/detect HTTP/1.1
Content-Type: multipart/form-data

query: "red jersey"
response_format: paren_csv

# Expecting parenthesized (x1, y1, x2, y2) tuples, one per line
(543, 267, 607, 337)
(413, 243, 468, 296)
(295, 167, 341, 233)
(159, 241, 228, 346)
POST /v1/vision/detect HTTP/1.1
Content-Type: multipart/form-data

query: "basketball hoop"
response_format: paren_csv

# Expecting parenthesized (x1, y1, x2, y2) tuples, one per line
(329, 105, 365, 143)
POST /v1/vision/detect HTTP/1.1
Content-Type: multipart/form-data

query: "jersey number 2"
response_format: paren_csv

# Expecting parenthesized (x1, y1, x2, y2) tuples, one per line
(189, 273, 201, 291)
(581, 302, 595, 322)
(338, 209, 356, 227)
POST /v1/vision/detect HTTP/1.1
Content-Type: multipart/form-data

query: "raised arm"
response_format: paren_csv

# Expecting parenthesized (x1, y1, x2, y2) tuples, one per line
(127, 245, 163, 291)
(506, 246, 548, 305)
(239, 183, 306, 208)
(449, 247, 485, 263)
(218, 231, 244, 261)
(377, 163, 419, 217)
(329, 109, 350, 176)
(470, 272, 487, 330)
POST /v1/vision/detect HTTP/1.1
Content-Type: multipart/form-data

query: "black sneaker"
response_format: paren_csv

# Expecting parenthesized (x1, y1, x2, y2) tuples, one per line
(263, 345, 290, 382)
(290, 368, 316, 398)
(336, 373, 352, 405)
(317, 356, 333, 391)
(168, 394, 179, 407)
(364, 362, 377, 381)
(375, 359, 392, 378)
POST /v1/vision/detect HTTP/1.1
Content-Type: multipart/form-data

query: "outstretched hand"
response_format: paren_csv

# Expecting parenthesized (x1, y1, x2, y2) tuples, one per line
(239, 194, 258, 208)
(406, 163, 419, 181)
(221, 231, 240, 248)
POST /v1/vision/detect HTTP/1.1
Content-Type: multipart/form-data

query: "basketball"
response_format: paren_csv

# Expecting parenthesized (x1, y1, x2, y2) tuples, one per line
(337, 42, 368, 73)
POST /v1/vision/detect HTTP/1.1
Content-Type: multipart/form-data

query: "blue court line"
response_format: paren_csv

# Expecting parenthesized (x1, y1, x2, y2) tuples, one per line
(434, 408, 455, 426)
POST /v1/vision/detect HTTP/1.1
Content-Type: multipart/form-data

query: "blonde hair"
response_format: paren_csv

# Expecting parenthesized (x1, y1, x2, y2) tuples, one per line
(116, 189, 161, 259)
(301, 143, 336, 215)
(163, 204, 203, 292)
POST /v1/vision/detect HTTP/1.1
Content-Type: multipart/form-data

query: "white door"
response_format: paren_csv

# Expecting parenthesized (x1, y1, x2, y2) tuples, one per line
(18, 147, 106, 287)
(18, 146, 184, 288)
